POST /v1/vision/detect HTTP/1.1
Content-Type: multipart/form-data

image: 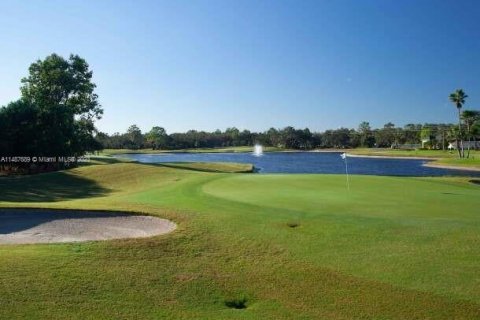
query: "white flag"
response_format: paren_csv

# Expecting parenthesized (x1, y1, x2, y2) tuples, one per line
(340, 152, 350, 190)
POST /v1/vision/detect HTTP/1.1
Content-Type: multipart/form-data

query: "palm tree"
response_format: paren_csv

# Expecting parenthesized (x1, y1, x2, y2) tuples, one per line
(449, 89, 468, 158)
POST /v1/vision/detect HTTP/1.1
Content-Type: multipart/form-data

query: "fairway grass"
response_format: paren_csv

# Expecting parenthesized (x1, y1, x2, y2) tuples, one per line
(0, 161, 479, 319)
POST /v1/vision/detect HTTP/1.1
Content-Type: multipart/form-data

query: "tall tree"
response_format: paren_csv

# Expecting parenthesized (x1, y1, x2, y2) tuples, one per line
(1, 53, 103, 173)
(146, 126, 168, 149)
(20, 53, 103, 158)
(449, 89, 468, 157)
(420, 126, 432, 149)
(375, 123, 396, 148)
(358, 121, 374, 147)
(126, 125, 144, 149)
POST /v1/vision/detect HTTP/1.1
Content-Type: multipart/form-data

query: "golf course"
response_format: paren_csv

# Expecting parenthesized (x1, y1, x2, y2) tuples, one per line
(2, 1, 480, 318)
(1, 158, 479, 319)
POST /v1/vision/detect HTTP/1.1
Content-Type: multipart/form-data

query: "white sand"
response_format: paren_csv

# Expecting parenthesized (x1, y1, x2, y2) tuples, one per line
(0, 209, 176, 244)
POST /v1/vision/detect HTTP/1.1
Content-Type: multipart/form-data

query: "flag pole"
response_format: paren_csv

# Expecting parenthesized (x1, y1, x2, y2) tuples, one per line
(344, 154, 350, 191)
(340, 153, 350, 191)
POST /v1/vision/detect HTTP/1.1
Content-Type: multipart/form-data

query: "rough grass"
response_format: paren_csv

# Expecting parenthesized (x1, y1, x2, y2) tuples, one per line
(0, 162, 479, 319)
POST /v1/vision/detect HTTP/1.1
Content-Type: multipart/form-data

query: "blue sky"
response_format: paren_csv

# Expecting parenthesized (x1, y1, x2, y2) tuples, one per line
(1, 0, 479, 134)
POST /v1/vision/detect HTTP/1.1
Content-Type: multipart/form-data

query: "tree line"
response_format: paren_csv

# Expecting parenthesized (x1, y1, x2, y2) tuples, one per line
(99, 89, 479, 154)
(2, 54, 479, 176)
(95, 120, 479, 151)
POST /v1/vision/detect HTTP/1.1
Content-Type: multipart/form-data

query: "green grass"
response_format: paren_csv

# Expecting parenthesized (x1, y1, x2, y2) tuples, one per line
(0, 162, 480, 319)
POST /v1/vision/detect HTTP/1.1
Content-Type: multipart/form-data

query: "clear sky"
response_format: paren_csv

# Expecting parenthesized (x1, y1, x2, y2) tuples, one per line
(1, 0, 479, 134)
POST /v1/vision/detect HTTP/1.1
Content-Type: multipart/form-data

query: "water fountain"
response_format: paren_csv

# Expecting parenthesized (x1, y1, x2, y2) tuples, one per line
(253, 144, 263, 156)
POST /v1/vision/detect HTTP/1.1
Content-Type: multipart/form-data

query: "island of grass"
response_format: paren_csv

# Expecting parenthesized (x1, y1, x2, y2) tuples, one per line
(0, 158, 479, 319)
(79, 156, 253, 173)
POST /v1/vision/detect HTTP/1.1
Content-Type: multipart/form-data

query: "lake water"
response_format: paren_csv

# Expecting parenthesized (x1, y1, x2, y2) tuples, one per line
(117, 152, 480, 177)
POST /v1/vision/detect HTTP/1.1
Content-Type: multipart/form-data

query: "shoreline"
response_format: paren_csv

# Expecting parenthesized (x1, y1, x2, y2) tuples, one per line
(344, 153, 480, 172)
(344, 153, 432, 160)
(421, 162, 480, 172)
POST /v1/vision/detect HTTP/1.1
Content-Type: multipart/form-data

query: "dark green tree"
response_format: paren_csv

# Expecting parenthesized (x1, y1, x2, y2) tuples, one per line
(1, 53, 103, 173)
(375, 122, 396, 148)
(0, 100, 39, 157)
(21, 54, 102, 120)
(146, 126, 168, 149)
(126, 125, 144, 149)
(20, 54, 102, 157)
(358, 121, 374, 147)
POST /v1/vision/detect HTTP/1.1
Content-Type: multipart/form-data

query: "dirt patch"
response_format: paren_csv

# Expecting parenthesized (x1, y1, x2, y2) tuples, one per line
(287, 222, 300, 228)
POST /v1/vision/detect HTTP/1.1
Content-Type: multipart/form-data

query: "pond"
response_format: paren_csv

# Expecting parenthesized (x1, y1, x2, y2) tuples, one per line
(117, 152, 480, 177)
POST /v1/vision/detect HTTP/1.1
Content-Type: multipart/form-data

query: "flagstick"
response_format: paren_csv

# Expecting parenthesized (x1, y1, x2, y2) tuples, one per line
(344, 155, 350, 191)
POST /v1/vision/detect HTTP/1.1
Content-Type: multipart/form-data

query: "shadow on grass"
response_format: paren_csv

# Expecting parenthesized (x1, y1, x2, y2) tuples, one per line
(0, 172, 111, 202)
(470, 179, 480, 185)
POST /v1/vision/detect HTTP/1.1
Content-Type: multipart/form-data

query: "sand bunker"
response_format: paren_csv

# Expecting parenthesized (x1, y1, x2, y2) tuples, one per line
(0, 209, 176, 244)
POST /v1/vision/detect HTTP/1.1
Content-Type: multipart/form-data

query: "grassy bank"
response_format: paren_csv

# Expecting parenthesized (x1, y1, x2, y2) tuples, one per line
(346, 147, 478, 158)
(0, 160, 479, 318)
(344, 148, 480, 170)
